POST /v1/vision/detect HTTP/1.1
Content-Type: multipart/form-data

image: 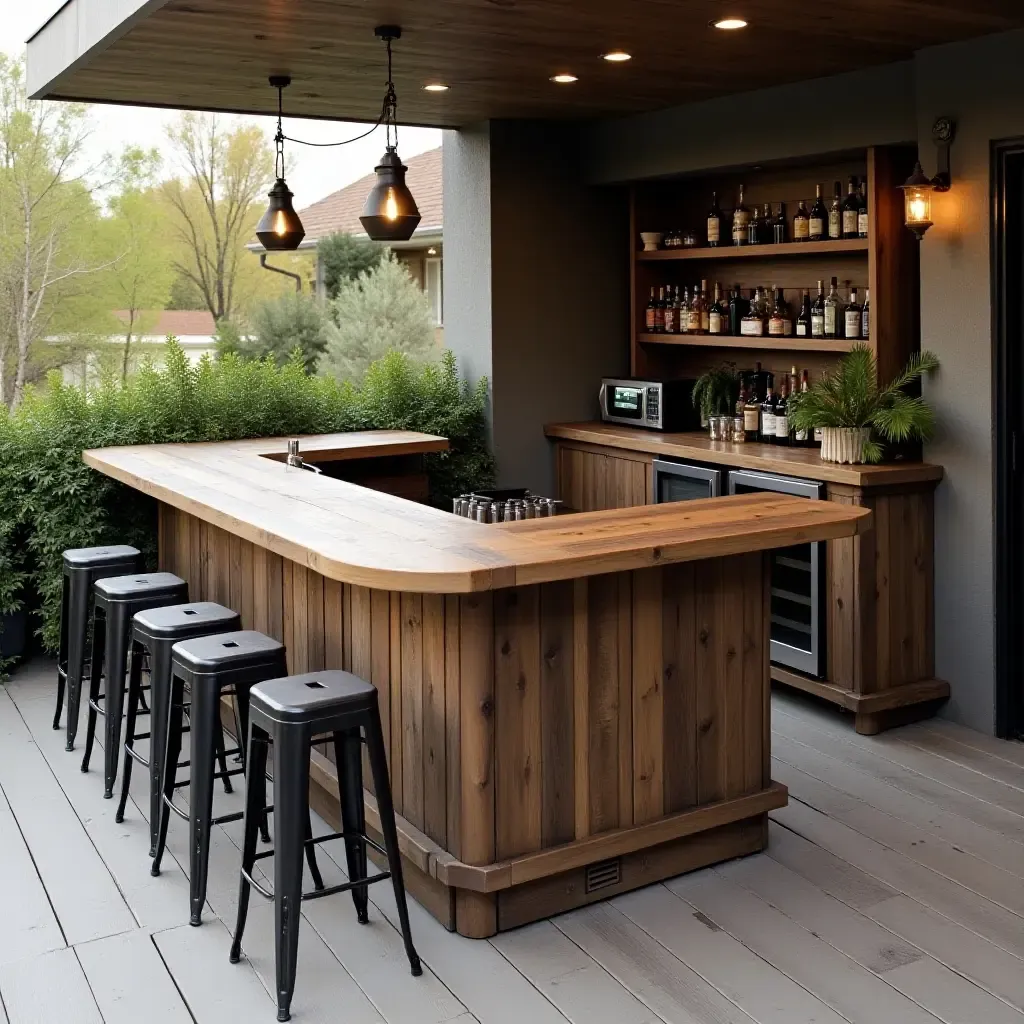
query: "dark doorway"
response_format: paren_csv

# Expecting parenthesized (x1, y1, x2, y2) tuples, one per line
(992, 139, 1024, 738)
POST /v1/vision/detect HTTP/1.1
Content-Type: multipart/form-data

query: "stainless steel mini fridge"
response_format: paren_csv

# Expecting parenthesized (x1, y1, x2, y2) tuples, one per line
(728, 469, 826, 678)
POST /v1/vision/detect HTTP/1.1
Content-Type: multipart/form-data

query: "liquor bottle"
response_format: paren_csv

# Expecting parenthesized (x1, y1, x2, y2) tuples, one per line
(811, 279, 826, 338)
(663, 285, 676, 334)
(793, 200, 810, 242)
(795, 290, 812, 337)
(732, 184, 750, 245)
(654, 286, 666, 333)
(687, 284, 704, 334)
(768, 288, 792, 336)
(645, 287, 657, 332)
(707, 191, 723, 247)
(728, 286, 747, 337)
(679, 286, 691, 334)
(861, 287, 871, 340)
(700, 279, 711, 333)
(743, 380, 761, 443)
(809, 184, 827, 242)
(828, 181, 842, 240)
(824, 276, 842, 339)
(772, 202, 787, 244)
(773, 374, 790, 446)
(734, 380, 747, 440)
(857, 179, 869, 238)
(747, 203, 761, 246)
(741, 288, 765, 337)
(760, 378, 777, 444)
(844, 286, 862, 340)
(794, 369, 811, 446)
(842, 177, 860, 239)
(709, 283, 725, 335)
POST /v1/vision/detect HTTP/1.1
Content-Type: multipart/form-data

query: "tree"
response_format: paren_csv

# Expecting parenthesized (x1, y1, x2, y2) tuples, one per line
(217, 290, 329, 373)
(161, 112, 274, 323)
(318, 232, 385, 299)
(320, 253, 439, 386)
(0, 55, 115, 408)
(103, 147, 175, 380)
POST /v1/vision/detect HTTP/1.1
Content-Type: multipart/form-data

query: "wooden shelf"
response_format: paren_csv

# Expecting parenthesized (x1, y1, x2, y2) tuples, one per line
(636, 238, 869, 261)
(638, 333, 860, 353)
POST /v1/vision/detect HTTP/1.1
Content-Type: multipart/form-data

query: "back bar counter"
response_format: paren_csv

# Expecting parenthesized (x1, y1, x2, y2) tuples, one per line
(85, 431, 870, 937)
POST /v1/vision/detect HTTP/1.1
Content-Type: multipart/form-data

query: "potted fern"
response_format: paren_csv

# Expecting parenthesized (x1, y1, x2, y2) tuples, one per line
(691, 365, 738, 432)
(789, 344, 939, 464)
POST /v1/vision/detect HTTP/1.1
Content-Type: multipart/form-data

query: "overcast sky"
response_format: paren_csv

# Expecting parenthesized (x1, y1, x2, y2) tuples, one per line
(4, 5, 442, 209)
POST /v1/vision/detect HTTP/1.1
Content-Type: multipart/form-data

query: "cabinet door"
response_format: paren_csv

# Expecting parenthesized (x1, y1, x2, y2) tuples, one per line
(557, 446, 649, 512)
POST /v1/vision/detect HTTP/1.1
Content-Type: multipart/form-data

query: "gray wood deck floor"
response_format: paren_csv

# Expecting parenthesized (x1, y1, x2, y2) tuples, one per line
(2, 658, 1024, 1024)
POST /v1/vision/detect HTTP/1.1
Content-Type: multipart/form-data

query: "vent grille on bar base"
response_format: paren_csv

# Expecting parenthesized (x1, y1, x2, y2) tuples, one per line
(584, 858, 622, 893)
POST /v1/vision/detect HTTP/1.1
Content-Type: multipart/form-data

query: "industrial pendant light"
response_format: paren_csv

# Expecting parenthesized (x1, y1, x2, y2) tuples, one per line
(359, 26, 422, 242)
(256, 76, 306, 251)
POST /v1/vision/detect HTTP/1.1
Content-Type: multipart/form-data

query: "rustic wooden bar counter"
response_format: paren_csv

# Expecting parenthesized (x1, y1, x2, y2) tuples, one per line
(85, 431, 870, 937)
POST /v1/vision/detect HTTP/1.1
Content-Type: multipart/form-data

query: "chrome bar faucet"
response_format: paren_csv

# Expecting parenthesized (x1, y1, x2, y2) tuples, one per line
(286, 439, 323, 474)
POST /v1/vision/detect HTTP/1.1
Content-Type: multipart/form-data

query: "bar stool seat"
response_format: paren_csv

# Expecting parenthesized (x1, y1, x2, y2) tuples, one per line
(151, 630, 323, 927)
(117, 602, 242, 855)
(230, 670, 421, 1022)
(80, 572, 188, 798)
(56, 545, 142, 749)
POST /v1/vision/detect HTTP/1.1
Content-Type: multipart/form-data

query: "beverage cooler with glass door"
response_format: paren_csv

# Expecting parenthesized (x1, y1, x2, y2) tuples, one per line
(653, 458, 826, 678)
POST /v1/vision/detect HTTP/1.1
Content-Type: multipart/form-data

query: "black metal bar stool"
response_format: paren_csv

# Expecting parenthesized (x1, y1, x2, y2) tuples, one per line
(151, 630, 324, 927)
(56, 545, 143, 750)
(116, 602, 242, 854)
(81, 572, 188, 797)
(229, 670, 421, 1023)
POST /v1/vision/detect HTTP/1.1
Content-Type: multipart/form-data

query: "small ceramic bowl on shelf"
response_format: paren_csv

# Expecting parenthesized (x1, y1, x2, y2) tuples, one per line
(639, 231, 663, 252)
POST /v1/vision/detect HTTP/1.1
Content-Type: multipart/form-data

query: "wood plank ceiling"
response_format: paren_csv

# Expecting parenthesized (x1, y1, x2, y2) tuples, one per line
(35, 0, 1024, 125)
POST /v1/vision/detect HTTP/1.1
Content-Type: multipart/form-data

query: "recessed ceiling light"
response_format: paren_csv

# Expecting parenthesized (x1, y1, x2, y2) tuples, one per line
(423, 83, 449, 91)
(602, 51, 631, 62)
(550, 73, 578, 84)
(713, 17, 748, 29)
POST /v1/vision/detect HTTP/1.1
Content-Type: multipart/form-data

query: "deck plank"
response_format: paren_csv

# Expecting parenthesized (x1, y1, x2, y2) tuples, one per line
(553, 902, 759, 1024)
(667, 869, 942, 1023)
(0, 690, 136, 945)
(907, 719, 1024, 771)
(492, 920, 664, 1024)
(154, 919, 275, 1022)
(771, 799, 1024, 960)
(0, 784, 65, 966)
(772, 756, 1024, 913)
(11, 692, 193, 933)
(0, 947, 102, 1024)
(719, 852, 1024, 1024)
(613, 882, 849, 1024)
(772, 731, 1024, 878)
(773, 702, 1024, 841)
(75, 929, 193, 1024)
(767, 821, 1024, 1012)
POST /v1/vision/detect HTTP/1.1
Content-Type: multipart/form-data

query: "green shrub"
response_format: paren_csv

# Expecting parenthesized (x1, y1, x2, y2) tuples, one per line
(318, 232, 386, 300)
(0, 339, 493, 674)
(216, 291, 330, 373)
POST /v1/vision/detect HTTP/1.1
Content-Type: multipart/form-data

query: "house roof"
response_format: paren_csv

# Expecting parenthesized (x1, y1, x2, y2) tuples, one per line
(296, 147, 442, 245)
(114, 310, 216, 337)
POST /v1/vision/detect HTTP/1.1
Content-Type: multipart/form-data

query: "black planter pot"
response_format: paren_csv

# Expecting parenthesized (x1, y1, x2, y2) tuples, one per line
(0, 610, 27, 660)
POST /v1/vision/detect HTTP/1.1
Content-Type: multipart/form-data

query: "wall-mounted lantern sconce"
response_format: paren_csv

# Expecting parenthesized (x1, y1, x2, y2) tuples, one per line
(899, 117, 955, 240)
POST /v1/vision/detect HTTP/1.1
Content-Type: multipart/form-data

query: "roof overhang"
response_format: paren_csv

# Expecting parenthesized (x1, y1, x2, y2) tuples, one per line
(27, 0, 1024, 127)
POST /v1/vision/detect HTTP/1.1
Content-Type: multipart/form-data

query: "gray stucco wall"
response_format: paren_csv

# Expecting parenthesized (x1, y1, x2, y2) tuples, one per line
(444, 121, 629, 496)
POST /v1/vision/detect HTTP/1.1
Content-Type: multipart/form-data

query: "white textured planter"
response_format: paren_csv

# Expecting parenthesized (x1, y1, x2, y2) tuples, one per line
(820, 426, 872, 464)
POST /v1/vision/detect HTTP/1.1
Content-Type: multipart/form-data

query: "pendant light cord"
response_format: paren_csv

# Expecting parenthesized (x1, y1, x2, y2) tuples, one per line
(279, 34, 398, 152)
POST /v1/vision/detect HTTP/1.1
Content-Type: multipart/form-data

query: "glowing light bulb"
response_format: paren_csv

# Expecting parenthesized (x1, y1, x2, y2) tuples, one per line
(273, 212, 287, 235)
(550, 74, 578, 84)
(385, 189, 399, 221)
(713, 17, 748, 29)
(909, 197, 928, 221)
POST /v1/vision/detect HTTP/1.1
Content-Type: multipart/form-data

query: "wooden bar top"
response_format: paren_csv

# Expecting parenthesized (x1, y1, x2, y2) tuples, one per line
(85, 431, 871, 593)
(545, 422, 944, 488)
